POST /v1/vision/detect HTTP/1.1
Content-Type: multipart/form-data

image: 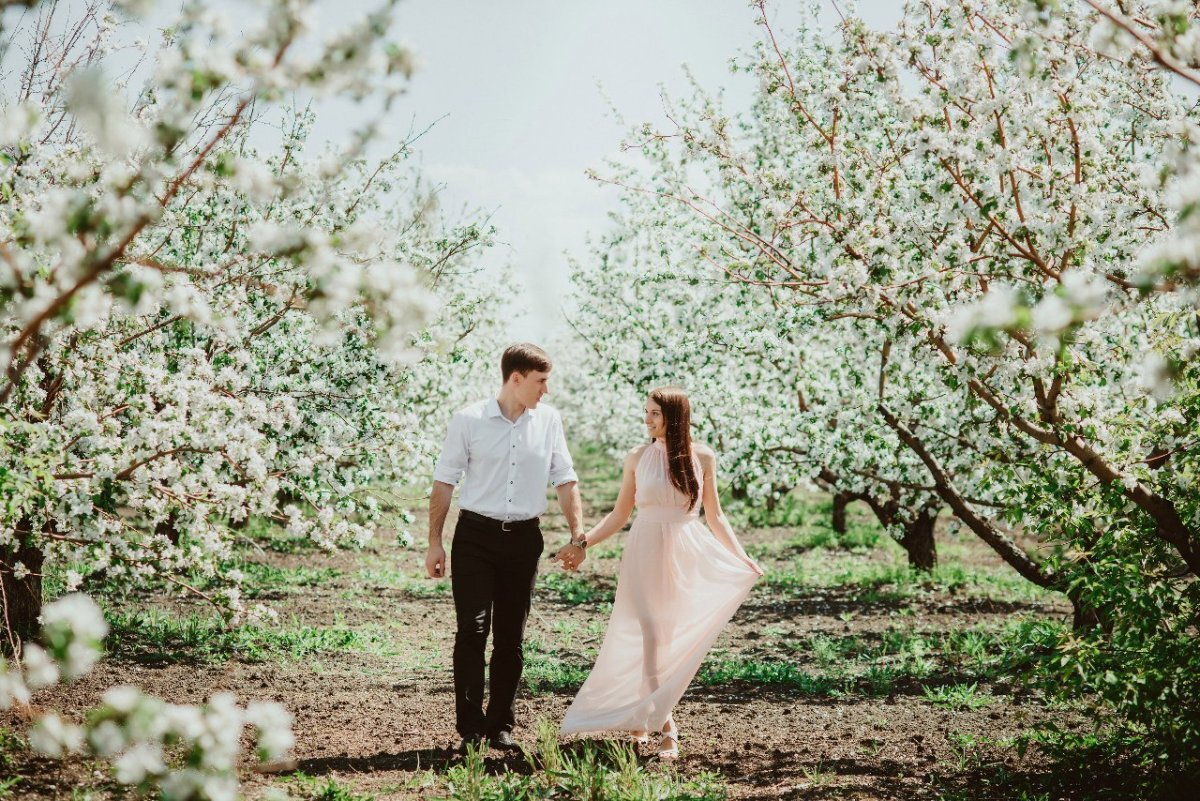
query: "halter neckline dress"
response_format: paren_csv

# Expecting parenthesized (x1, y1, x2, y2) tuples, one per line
(560, 440, 759, 735)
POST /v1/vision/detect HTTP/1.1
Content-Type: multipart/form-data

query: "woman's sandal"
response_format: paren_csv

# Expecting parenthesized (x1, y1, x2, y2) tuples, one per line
(657, 720, 679, 759)
(630, 730, 650, 744)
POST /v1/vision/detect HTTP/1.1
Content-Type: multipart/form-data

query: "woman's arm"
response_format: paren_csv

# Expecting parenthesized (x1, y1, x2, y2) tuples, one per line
(699, 448, 763, 576)
(554, 446, 642, 569)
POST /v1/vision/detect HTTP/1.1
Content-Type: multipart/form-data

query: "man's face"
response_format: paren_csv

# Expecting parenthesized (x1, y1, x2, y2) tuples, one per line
(515, 369, 551, 408)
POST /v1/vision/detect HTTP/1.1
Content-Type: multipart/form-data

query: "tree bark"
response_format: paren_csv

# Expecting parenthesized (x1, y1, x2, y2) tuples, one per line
(1069, 591, 1102, 632)
(880, 405, 1061, 590)
(2, 517, 44, 652)
(831, 491, 851, 534)
(899, 505, 938, 571)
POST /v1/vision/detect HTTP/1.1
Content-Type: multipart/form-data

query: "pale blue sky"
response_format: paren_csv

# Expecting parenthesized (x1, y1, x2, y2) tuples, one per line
(317, 1, 904, 342)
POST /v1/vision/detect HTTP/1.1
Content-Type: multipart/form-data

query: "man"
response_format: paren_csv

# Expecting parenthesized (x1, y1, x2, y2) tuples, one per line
(425, 343, 585, 752)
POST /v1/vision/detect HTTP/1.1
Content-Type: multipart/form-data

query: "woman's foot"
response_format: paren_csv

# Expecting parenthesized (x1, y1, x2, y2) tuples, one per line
(657, 719, 679, 759)
(630, 730, 650, 744)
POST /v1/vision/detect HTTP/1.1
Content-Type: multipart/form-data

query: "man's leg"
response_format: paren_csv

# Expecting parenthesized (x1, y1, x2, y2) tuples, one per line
(451, 519, 495, 740)
(484, 525, 543, 737)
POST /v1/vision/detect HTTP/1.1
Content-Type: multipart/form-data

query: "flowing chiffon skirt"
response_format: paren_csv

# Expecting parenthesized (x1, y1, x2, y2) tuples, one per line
(560, 503, 759, 735)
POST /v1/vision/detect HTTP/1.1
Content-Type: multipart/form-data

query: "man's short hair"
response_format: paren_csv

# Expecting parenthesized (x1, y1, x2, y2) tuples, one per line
(501, 343, 552, 382)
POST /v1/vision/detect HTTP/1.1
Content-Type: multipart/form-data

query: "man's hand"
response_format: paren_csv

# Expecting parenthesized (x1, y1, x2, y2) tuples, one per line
(426, 543, 447, 578)
(554, 542, 585, 572)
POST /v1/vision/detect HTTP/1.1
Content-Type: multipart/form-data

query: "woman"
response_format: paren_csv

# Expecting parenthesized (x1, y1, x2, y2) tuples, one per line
(554, 386, 762, 758)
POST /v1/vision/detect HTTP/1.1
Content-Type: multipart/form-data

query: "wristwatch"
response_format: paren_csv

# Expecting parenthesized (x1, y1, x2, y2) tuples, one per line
(569, 535, 587, 550)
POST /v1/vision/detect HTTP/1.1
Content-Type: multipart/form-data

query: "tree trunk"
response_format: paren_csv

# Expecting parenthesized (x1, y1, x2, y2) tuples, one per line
(831, 492, 851, 534)
(899, 506, 938, 571)
(2, 517, 44, 651)
(1069, 593, 1101, 632)
(1065, 562, 1111, 634)
(880, 405, 1060, 590)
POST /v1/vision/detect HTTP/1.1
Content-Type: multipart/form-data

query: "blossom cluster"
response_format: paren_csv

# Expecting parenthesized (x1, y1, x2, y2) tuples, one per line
(1, 0, 506, 625)
(2, 594, 292, 801)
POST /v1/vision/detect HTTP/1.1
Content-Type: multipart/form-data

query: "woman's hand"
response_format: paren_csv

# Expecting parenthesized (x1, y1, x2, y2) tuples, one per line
(554, 542, 585, 571)
(742, 555, 765, 577)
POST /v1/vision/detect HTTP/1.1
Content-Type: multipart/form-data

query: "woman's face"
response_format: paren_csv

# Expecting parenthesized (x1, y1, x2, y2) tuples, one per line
(644, 397, 666, 439)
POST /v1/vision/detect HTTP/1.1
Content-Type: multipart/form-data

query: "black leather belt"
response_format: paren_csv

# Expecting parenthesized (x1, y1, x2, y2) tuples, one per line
(458, 509, 540, 532)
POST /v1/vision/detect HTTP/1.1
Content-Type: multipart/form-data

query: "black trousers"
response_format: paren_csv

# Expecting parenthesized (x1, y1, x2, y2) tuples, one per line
(450, 514, 543, 738)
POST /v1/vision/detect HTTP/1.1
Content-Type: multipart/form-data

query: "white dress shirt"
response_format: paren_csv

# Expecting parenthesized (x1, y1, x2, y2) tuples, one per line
(434, 398, 578, 521)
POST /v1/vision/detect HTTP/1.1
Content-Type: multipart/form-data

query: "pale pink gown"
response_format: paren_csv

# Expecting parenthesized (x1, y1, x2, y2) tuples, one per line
(560, 441, 759, 735)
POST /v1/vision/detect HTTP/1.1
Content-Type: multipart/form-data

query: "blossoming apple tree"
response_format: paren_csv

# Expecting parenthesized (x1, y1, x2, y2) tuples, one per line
(0, 0, 504, 642)
(571, 0, 1200, 756)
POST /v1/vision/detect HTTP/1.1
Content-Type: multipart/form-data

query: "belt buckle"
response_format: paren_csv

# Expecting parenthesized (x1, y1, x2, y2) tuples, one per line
(501, 518, 513, 532)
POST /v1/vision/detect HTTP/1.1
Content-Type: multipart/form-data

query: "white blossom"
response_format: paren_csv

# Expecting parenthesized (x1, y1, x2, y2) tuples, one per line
(28, 713, 85, 757)
(114, 742, 166, 784)
(22, 644, 60, 689)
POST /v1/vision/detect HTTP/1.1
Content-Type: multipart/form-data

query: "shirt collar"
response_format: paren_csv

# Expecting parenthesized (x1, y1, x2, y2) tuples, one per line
(488, 397, 531, 423)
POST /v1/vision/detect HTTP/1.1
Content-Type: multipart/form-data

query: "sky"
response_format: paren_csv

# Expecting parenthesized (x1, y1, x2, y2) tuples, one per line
(311, 0, 905, 343)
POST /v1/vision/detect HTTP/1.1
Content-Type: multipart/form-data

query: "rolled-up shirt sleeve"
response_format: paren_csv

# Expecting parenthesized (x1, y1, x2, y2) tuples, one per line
(433, 412, 469, 486)
(548, 412, 578, 487)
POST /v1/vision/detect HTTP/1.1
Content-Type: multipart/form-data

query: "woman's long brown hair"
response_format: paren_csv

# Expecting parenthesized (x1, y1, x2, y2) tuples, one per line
(649, 386, 700, 510)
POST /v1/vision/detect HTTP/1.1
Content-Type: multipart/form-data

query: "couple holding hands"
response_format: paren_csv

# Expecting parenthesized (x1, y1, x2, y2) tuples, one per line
(425, 343, 762, 759)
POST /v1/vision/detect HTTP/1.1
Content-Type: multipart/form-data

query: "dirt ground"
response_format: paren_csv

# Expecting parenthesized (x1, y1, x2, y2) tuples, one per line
(5, 496, 1095, 800)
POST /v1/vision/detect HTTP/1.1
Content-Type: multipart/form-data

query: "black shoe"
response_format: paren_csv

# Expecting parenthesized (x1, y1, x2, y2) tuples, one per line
(488, 731, 521, 751)
(457, 734, 486, 755)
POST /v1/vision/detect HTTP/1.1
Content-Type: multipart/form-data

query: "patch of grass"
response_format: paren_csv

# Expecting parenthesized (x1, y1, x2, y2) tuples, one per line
(800, 761, 834, 786)
(0, 777, 20, 800)
(696, 657, 845, 695)
(777, 623, 1036, 692)
(239, 563, 342, 598)
(724, 488, 821, 529)
(762, 556, 1055, 605)
(437, 718, 726, 800)
(0, 728, 24, 771)
(588, 541, 625, 560)
(308, 778, 377, 801)
(538, 571, 613, 605)
(924, 682, 994, 710)
(929, 724, 1200, 800)
(106, 609, 395, 664)
(702, 624, 983, 697)
(521, 638, 590, 694)
(357, 566, 451, 598)
(550, 620, 581, 650)
(282, 772, 378, 801)
(787, 520, 883, 553)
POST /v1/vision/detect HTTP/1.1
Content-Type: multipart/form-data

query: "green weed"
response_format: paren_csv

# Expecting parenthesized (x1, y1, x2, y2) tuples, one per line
(539, 572, 613, 605)
(0, 728, 23, 771)
(697, 658, 844, 695)
(106, 609, 395, 663)
(467, 718, 729, 801)
(239, 563, 341, 598)
(357, 566, 451, 598)
(521, 638, 590, 694)
(924, 682, 994, 710)
(281, 772, 377, 801)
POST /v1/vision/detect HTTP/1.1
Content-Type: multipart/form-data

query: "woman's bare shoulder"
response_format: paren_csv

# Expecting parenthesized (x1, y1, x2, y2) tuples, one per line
(625, 443, 652, 463)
